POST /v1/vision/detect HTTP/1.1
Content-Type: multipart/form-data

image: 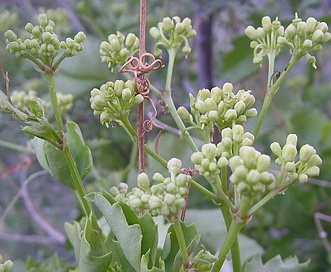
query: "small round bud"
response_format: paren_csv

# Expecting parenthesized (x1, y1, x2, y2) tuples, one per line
(286, 134, 298, 145)
(306, 166, 320, 176)
(312, 29, 324, 43)
(234, 100, 246, 115)
(3, 260, 14, 271)
(133, 94, 144, 105)
(239, 146, 260, 169)
(194, 100, 207, 114)
(285, 161, 296, 172)
(232, 125, 244, 143)
(166, 183, 177, 194)
(245, 26, 259, 40)
(285, 24, 296, 40)
(121, 88, 132, 101)
(163, 17, 174, 31)
(224, 109, 237, 121)
(217, 157, 228, 168)
(208, 110, 219, 123)
(164, 193, 176, 205)
(308, 154, 322, 166)
(110, 186, 120, 196)
(177, 106, 192, 123)
(316, 22, 328, 33)
(262, 16, 272, 33)
(299, 144, 316, 163)
(257, 154, 270, 172)
(234, 165, 248, 179)
(201, 143, 217, 160)
(282, 144, 297, 162)
(167, 158, 182, 172)
(270, 142, 282, 157)
(298, 173, 308, 183)
(297, 21, 307, 37)
(245, 108, 257, 118)
(211, 87, 223, 103)
(222, 82, 233, 94)
(153, 173, 164, 183)
(4, 30, 17, 42)
(306, 17, 317, 33)
(204, 98, 217, 111)
(137, 172, 150, 192)
(125, 33, 137, 48)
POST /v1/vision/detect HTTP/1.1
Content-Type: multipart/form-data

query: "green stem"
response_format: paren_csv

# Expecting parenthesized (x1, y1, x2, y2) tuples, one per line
(189, 178, 220, 202)
(163, 48, 198, 152)
(173, 220, 189, 266)
(44, 72, 64, 132)
(219, 167, 241, 272)
(0, 139, 34, 153)
(253, 54, 301, 138)
(212, 219, 244, 272)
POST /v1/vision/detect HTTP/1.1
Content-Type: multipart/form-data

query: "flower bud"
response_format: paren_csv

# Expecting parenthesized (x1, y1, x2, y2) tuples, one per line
(221, 127, 232, 138)
(109, 186, 120, 196)
(237, 182, 248, 193)
(191, 152, 204, 164)
(229, 156, 243, 169)
(306, 166, 320, 176)
(308, 154, 322, 166)
(177, 106, 192, 123)
(270, 142, 282, 157)
(302, 39, 313, 49)
(232, 125, 244, 143)
(208, 110, 219, 123)
(286, 134, 298, 145)
(297, 21, 307, 37)
(224, 109, 237, 121)
(110, 38, 121, 52)
(4, 30, 17, 42)
(121, 88, 132, 101)
(257, 154, 270, 172)
(211, 87, 223, 103)
(217, 157, 228, 168)
(133, 94, 144, 105)
(298, 173, 308, 183)
(312, 29, 324, 43)
(201, 143, 217, 160)
(245, 26, 259, 40)
(262, 16, 272, 33)
(306, 17, 317, 34)
(282, 144, 297, 162)
(222, 82, 233, 94)
(234, 100, 246, 115)
(305, 54, 317, 69)
(176, 174, 188, 187)
(285, 161, 296, 172)
(284, 24, 296, 40)
(137, 172, 150, 192)
(163, 17, 174, 31)
(74, 31, 86, 43)
(164, 193, 176, 205)
(118, 182, 128, 194)
(316, 22, 328, 33)
(167, 158, 182, 172)
(299, 144, 316, 163)
(204, 98, 217, 111)
(38, 13, 48, 27)
(235, 115, 247, 125)
(125, 33, 138, 48)
(175, 198, 186, 208)
(152, 172, 164, 183)
(245, 108, 258, 119)
(194, 100, 207, 114)
(239, 146, 260, 169)
(100, 111, 110, 127)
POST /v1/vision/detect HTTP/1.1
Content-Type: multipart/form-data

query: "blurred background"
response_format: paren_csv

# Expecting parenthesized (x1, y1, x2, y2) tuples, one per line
(0, 0, 331, 271)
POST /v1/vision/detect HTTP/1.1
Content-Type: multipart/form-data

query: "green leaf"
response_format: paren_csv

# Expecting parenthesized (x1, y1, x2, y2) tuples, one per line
(140, 250, 165, 272)
(31, 121, 93, 189)
(163, 222, 200, 272)
(86, 192, 142, 271)
(243, 254, 310, 272)
(65, 217, 112, 272)
(66, 121, 93, 179)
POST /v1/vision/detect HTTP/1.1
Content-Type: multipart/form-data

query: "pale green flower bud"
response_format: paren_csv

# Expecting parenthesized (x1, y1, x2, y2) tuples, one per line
(175, 198, 186, 208)
(245, 108, 258, 118)
(306, 166, 320, 176)
(260, 171, 275, 185)
(316, 22, 328, 33)
(270, 142, 282, 157)
(133, 94, 144, 105)
(302, 39, 313, 49)
(153, 172, 164, 183)
(211, 87, 223, 103)
(297, 21, 307, 37)
(150, 27, 161, 39)
(204, 98, 217, 111)
(121, 88, 132, 101)
(191, 152, 204, 164)
(262, 16, 272, 33)
(201, 158, 211, 169)
(286, 134, 298, 145)
(163, 17, 174, 31)
(118, 183, 128, 194)
(245, 26, 259, 40)
(74, 31, 86, 43)
(176, 173, 188, 187)
(198, 88, 211, 100)
(209, 162, 218, 173)
(229, 156, 242, 169)
(167, 158, 182, 172)
(141, 194, 150, 203)
(195, 100, 207, 114)
(246, 169, 260, 184)
(221, 137, 232, 149)
(221, 127, 232, 138)
(110, 38, 121, 52)
(241, 138, 253, 146)
(201, 143, 216, 160)
(322, 32, 331, 43)
(38, 13, 48, 27)
(306, 17, 317, 33)
(177, 106, 192, 123)
(166, 183, 177, 194)
(239, 146, 259, 169)
(308, 154, 322, 166)
(234, 165, 248, 179)
(217, 157, 228, 168)
(129, 197, 142, 209)
(237, 182, 248, 193)
(285, 161, 296, 172)
(284, 24, 296, 40)
(282, 144, 297, 162)
(224, 109, 237, 121)
(208, 110, 219, 123)
(175, 22, 184, 33)
(256, 27, 265, 39)
(222, 82, 233, 94)
(277, 36, 291, 46)
(298, 173, 308, 183)
(234, 101, 246, 115)
(312, 29, 324, 43)
(299, 144, 316, 163)
(125, 33, 137, 48)
(100, 111, 110, 127)
(257, 154, 270, 172)
(110, 186, 120, 196)
(164, 193, 176, 205)
(305, 54, 317, 69)
(232, 125, 244, 143)
(250, 40, 259, 48)
(137, 172, 150, 192)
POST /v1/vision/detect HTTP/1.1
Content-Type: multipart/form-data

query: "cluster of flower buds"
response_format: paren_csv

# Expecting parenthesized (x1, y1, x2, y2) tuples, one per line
(99, 32, 139, 71)
(228, 146, 275, 196)
(109, 158, 191, 221)
(149, 16, 196, 56)
(10, 90, 73, 117)
(4, 14, 85, 68)
(90, 79, 143, 127)
(270, 134, 322, 183)
(245, 16, 285, 65)
(0, 255, 13, 272)
(191, 248, 218, 271)
(191, 125, 255, 177)
(245, 14, 331, 67)
(178, 83, 257, 142)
